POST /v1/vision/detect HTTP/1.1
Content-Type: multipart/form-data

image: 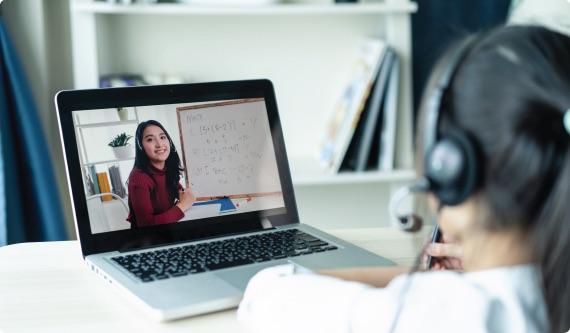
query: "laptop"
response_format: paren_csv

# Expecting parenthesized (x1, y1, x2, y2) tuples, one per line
(55, 79, 393, 321)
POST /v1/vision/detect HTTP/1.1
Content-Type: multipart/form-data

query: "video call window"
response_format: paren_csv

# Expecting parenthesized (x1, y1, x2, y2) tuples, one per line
(73, 99, 285, 234)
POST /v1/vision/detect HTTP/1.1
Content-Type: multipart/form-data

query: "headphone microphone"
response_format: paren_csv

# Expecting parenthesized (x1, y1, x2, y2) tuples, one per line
(389, 177, 431, 232)
(387, 34, 483, 235)
(386, 33, 487, 333)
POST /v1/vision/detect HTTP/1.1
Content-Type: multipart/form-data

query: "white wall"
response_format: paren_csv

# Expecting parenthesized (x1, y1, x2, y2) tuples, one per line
(95, 14, 382, 161)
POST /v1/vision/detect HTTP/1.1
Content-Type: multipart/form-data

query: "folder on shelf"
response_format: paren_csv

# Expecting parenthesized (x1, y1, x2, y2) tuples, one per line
(320, 38, 387, 173)
(340, 47, 396, 172)
(90, 165, 101, 194)
(83, 166, 96, 195)
(96, 172, 113, 202)
(108, 165, 127, 198)
(377, 52, 400, 171)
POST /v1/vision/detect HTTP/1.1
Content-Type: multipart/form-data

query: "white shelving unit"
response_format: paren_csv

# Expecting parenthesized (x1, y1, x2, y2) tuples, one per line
(76, 119, 138, 129)
(292, 169, 415, 186)
(72, 1, 416, 15)
(73, 108, 140, 167)
(69, 0, 417, 228)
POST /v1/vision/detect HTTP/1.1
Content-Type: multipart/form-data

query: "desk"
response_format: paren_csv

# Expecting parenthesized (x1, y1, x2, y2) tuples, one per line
(0, 227, 431, 333)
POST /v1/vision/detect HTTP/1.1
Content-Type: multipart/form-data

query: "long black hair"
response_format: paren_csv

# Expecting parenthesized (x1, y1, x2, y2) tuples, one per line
(133, 120, 184, 203)
(434, 26, 570, 332)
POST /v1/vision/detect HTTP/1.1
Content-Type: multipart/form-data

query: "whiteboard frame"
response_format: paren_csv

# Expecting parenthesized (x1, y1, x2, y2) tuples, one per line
(176, 98, 282, 201)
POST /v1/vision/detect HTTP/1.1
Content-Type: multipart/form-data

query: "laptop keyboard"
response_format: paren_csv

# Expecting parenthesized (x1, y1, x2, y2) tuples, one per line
(111, 229, 338, 283)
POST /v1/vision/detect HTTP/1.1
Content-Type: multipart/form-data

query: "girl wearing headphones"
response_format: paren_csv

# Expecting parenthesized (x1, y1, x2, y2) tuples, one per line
(127, 120, 195, 228)
(238, 26, 570, 333)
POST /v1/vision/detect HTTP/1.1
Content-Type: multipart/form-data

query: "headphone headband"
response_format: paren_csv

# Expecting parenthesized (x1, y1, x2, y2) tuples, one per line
(390, 33, 488, 229)
(422, 34, 481, 160)
(419, 33, 488, 206)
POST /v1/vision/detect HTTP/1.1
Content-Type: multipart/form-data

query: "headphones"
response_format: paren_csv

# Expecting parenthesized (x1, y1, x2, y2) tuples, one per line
(391, 34, 484, 231)
(135, 121, 146, 151)
(386, 34, 488, 333)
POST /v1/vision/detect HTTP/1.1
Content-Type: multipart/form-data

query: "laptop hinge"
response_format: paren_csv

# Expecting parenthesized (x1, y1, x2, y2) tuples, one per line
(117, 227, 278, 253)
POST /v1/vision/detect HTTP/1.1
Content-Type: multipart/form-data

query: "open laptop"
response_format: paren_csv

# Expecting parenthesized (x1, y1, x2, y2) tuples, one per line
(55, 79, 393, 321)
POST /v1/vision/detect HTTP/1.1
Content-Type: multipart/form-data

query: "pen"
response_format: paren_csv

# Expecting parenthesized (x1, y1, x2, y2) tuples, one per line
(425, 225, 442, 269)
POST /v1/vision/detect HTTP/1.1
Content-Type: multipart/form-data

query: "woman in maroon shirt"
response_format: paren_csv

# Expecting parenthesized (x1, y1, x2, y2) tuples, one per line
(127, 120, 195, 228)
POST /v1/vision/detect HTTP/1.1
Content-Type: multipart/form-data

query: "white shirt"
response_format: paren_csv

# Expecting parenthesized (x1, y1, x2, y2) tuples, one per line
(237, 264, 548, 333)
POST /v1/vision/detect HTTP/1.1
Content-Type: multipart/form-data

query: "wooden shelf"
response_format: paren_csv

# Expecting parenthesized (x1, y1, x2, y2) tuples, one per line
(72, 2, 417, 16)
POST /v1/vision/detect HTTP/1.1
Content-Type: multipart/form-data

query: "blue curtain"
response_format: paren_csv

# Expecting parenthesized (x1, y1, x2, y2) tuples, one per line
(0, 95, 4, 246)
(0, 19, 67, 245)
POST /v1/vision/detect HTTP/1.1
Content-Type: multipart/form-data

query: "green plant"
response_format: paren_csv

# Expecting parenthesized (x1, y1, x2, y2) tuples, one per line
(108, 133, 133, 147)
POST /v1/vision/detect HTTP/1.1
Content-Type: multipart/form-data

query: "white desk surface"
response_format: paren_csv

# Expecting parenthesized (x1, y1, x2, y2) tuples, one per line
(0, 227, 431, 333)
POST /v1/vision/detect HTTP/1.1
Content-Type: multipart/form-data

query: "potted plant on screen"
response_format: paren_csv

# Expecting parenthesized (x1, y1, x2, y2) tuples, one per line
(108, 132, 134, 159)
(117, 107, 129, 121)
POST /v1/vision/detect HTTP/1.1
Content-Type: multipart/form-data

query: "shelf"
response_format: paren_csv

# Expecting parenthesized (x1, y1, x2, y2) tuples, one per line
(70, 0, 416, 228)
(292, 169, 416, 186)
(76, 120, 138, 129)
(72, 2, 417, 16)
(83, 157, 135, 167)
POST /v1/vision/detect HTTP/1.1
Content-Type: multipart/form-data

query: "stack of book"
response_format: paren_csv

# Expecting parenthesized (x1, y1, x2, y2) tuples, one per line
(84, 165, 127, 201)
(320, 38, 400, 173)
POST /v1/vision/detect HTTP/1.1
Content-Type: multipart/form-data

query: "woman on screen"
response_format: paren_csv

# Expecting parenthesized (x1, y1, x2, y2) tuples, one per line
(127, 120, 195, 228)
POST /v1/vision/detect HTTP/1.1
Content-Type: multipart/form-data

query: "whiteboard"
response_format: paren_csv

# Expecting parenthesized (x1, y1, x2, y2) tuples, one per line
(177, 99, 283, 199)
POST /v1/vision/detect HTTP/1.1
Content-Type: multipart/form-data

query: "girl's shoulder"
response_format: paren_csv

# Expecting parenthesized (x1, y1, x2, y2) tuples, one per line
(389, 266, 540, 304)
(370, 266, 548, 332)
(238, 264, 548, 333)
(383, 270, 498, 308)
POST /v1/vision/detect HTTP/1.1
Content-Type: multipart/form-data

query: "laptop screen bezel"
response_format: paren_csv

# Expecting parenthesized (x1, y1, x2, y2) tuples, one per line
(56, 80, 299, 257)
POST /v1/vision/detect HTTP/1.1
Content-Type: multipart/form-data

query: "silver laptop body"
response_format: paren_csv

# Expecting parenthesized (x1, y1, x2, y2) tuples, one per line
(55, 80, 393, 321)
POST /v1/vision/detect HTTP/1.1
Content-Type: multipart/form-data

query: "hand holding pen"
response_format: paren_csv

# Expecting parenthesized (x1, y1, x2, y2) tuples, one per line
(176, 187, 196, 212)
(423, 227, 464, 271)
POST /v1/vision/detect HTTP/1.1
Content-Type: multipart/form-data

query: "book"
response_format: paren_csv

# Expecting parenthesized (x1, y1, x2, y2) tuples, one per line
(377, 53, 400, 171)
(83, 167, 95, 196)
(90, 165, 100, 194)
(96, 172, 113, 202)
(108, 165, 127, 198)
(320, 38, 387, 173)
(340, 48, 396, 172)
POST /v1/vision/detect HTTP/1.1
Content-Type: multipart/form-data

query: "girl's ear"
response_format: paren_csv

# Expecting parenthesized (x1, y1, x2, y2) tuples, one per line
(436, 197, 482, 242)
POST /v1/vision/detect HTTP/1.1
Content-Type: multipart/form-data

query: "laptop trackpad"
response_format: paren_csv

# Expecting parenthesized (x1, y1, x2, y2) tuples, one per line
(140, 273, 241, 310)
(215, 262, 278, 291)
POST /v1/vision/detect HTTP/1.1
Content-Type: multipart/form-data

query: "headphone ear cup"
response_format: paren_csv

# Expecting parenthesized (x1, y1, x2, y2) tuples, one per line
(426, 130, 480, 206)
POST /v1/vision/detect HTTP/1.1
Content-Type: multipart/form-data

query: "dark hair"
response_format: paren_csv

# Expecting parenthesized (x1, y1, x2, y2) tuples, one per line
(435, 26, 570, 332)
(132, 120, 184, 203)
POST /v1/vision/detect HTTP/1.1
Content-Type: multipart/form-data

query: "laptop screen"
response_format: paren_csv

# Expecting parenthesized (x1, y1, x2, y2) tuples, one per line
(57, 80, 299, 255)
(73, 98, 286, 235)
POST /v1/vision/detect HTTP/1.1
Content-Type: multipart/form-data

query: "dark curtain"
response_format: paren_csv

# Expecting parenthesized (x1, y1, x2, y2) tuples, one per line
(0, 82, 4, 245)
(411, 0, 512, 113)
(0, 19, 67, 245)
